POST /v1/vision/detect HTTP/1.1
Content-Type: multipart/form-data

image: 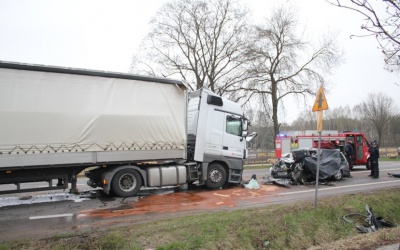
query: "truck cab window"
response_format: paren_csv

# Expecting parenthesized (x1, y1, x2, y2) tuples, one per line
(226, 115, 242, 136)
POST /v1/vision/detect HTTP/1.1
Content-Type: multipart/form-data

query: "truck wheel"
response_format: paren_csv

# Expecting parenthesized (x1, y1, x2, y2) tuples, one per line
(205, 163, 227, 189)
(366, 158, 371, 170)
(111, 169, 142, 197)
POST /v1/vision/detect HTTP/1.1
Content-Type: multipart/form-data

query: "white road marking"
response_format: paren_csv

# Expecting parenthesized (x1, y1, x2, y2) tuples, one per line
(281, 179, 400, 195)
(352, 168, 400, 172)
(29, 213, 73, 220)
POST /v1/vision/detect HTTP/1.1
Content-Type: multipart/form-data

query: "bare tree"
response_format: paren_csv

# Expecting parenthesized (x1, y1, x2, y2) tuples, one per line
(389, 114, 400, 146)
(130, 0, 252, 97)
(241, 6, 342, 142)
(360, 92, 398, 146)
(327, 0, 400, 72)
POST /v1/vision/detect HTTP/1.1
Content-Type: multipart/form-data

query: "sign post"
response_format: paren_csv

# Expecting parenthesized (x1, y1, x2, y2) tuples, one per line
(311, 86, 328, 208)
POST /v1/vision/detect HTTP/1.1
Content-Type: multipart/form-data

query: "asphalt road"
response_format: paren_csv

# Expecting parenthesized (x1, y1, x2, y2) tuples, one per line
(0, 161, 399, 242)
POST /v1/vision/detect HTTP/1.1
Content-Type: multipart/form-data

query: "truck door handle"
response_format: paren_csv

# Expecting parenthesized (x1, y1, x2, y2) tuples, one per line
(223, 146, 228, 150)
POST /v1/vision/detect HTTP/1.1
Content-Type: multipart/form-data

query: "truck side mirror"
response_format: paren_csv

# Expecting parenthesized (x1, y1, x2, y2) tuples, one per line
(245, 132, 258, 142)
(242, 119, 249, 131)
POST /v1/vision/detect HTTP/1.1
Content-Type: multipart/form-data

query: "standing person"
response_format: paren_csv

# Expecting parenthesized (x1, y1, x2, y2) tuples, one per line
(345, 138, 354, 178)
(368, 140, 380, 178)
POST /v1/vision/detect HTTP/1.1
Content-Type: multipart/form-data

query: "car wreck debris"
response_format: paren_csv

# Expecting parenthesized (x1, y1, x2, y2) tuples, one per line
(388, 173, 400, 178)
(269, 148, 350, 187)
(243, 174, 260, 189)
(342, 204, 395, 233)
(262, 176, 290, 187)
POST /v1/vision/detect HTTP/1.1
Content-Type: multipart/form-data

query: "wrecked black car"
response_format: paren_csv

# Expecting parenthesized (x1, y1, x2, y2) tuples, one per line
(270, 148, 351, 184)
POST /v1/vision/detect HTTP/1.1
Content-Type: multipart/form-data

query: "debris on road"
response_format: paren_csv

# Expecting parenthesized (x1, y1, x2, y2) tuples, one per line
(388, 173, 400, 178)
(243, 174, 260, 189)
(262, 176, 290, 187)
(0, 191, 98, 208)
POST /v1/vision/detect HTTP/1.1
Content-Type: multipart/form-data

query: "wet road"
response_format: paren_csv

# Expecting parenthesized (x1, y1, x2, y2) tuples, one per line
(0, 162, 400, 242)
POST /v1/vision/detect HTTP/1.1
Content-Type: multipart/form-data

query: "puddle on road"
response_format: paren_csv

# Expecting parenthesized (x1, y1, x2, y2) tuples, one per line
(78, 185, 279, 219)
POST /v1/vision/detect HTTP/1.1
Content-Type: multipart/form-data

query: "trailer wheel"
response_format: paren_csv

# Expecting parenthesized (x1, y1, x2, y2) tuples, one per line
(205, 163, 227, 189)
(111, 169, 142, 197)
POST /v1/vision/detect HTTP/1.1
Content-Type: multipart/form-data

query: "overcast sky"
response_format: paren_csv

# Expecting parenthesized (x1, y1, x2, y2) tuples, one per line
(0, 0, 398, 125)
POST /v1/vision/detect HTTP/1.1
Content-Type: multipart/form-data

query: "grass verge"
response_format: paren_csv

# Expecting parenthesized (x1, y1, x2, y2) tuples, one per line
(1, 188, 399, 250)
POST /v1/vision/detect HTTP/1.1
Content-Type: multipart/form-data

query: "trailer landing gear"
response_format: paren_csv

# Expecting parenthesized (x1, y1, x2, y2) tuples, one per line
(70, 175, 79, 194)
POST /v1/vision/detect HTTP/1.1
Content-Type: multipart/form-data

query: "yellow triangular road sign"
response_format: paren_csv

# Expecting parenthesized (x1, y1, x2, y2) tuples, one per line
(312, 86, 329, 112)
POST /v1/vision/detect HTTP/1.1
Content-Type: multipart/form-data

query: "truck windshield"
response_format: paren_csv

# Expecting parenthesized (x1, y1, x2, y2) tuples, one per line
(226, 115, 242, 136)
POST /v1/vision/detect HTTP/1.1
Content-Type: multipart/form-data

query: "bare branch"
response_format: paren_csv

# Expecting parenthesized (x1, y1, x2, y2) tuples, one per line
(326, 0, 400, 71)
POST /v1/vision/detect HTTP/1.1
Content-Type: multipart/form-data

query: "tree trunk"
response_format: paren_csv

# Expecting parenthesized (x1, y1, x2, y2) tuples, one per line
(271, 81, 279, 149)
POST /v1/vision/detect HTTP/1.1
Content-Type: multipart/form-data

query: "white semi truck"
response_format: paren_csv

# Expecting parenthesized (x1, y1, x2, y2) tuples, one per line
(0, 61, 255, 197)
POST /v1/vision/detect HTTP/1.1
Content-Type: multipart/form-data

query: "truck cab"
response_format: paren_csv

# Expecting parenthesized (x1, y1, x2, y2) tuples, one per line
(187, 88, 252, 188)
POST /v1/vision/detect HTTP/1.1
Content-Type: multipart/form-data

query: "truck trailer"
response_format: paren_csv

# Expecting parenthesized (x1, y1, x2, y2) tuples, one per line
(0, 61, 255, 197)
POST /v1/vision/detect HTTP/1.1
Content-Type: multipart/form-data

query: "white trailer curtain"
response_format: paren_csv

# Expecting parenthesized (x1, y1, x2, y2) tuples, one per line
(0, 68, 186, 155)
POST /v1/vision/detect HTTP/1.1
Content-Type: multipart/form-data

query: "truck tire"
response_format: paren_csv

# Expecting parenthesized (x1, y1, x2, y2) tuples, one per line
(205, 163, 227, 189)
(111, 169, 142, 197)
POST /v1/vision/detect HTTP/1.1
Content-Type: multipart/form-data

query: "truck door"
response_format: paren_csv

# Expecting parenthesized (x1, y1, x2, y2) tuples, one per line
(222, 114, 244, 159)
(204, 110, 224, 157)
(355, 135, 364, 162)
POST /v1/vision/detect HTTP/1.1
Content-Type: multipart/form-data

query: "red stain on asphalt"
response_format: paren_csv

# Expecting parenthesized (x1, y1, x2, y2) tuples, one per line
(78, 185, 279, 219)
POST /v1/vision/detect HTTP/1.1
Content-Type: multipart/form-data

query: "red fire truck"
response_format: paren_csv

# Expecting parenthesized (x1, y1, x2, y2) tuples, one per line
(294, 130, 371, 170)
